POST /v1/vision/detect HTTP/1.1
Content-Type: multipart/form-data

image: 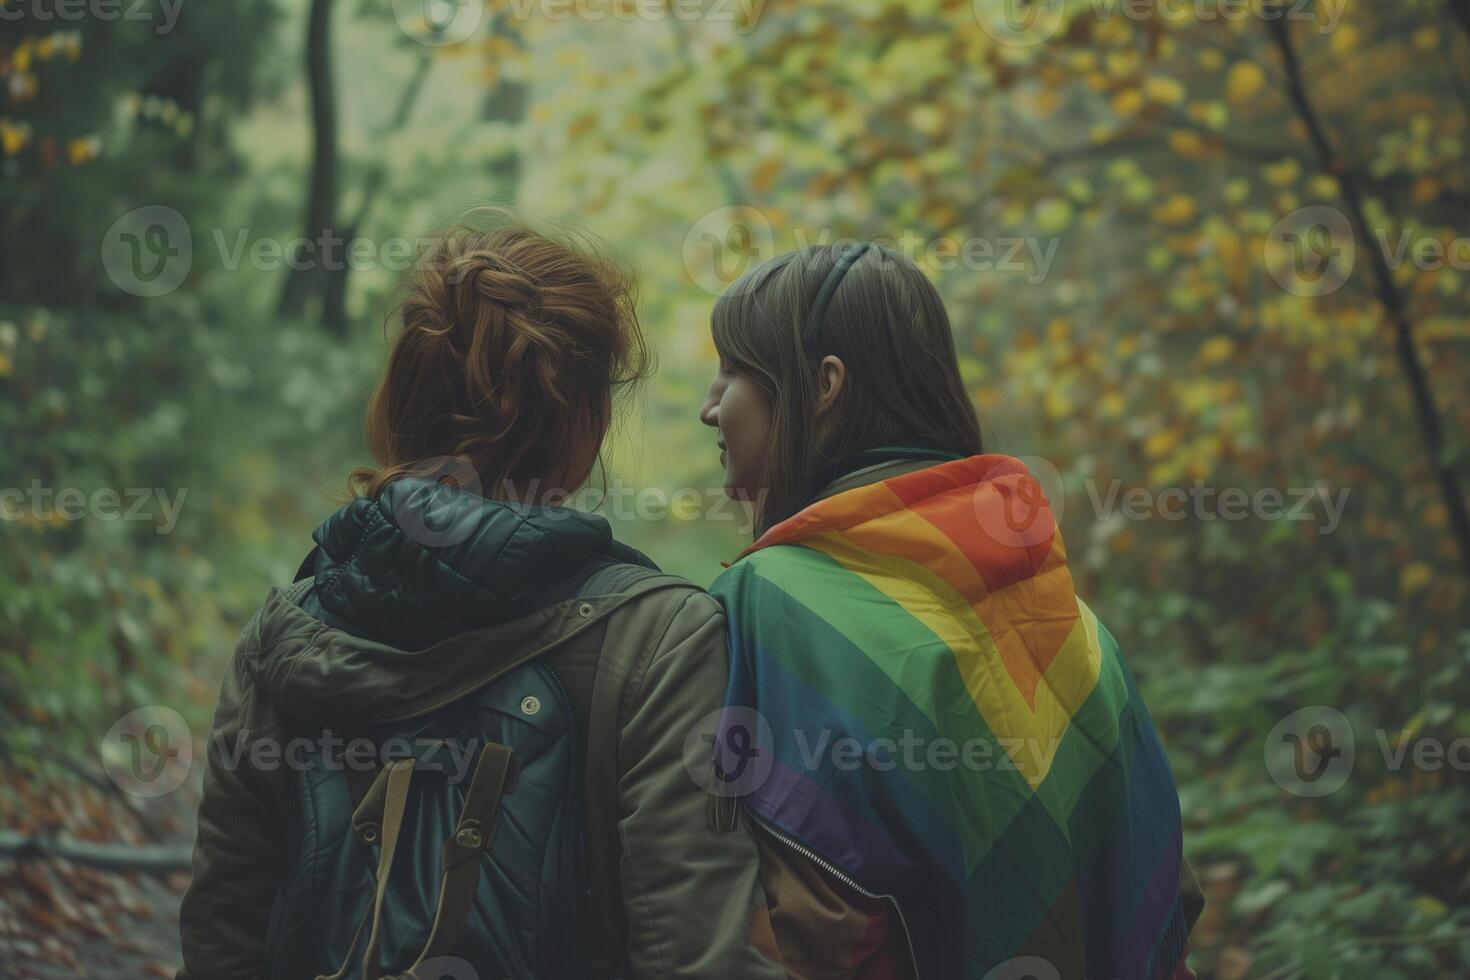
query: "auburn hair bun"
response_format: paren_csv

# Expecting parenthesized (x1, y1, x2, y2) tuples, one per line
(352, 209, 651, 501)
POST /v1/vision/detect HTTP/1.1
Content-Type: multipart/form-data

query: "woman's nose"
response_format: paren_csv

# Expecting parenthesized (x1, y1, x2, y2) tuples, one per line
(699, 383, 720, 428)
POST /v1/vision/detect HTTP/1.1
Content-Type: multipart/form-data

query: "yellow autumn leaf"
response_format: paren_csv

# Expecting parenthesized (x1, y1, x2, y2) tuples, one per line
(1035, 198, 1074, 234)
(1225, 62, 1265, 109)
(68, 137, 99, 165)
(1400, 563, 1433, 594)
(1145, 76, 1186, 106)
(1144, 428, 1180, 459)
(1224, 178, 1251, 205)
(1107, 51, 1140, 77)
(1200, 336, 1235, 364)
(1112, 89, 1145, 117)
(1, 120, 30, 155)
(1169, 130, 1208, 159)
(1310, 175, 1340, 199)
(749, 157, 782, 193)
(1264, 158, 1300, 187)
(1152, 194, 1197, 225)
(1045, 387, 1072, 420)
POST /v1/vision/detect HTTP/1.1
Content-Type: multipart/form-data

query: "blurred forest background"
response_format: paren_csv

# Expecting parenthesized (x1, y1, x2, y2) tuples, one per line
(2, 0, 1469, 976)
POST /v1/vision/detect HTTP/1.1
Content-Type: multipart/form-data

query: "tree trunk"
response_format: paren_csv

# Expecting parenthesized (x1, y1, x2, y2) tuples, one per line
(1449, 0, 1470, 40)
(278, 0, 347, 333)
(1266, 4, 1470, 580)
(482, 14, 529, 196)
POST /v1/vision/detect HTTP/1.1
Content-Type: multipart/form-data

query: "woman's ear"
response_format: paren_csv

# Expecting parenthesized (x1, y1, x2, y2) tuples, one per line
(816, 355, 846, 414)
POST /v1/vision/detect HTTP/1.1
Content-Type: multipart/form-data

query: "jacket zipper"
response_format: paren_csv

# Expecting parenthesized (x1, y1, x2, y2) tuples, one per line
(752, 815, 922, 980)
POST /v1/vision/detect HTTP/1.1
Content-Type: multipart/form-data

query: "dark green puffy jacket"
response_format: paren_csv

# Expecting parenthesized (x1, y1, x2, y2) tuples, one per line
(177, 478, 785, 980)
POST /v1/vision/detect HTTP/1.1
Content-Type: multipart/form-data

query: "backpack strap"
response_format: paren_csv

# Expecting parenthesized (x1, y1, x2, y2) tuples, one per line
(317, 743, 520, 980)
(400, 742, 519, 973)
(316, 756, 416, 980)
(572, 559, 665, 599)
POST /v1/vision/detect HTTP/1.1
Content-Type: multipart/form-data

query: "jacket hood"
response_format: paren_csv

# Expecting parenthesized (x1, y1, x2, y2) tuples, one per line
(245, 476, 656, 723)
(305, 476, 653, 647)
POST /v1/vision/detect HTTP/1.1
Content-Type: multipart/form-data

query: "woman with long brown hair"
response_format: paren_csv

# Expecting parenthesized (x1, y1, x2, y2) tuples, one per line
(700, 241, 1203, 979)
(178, 212, 786, 980)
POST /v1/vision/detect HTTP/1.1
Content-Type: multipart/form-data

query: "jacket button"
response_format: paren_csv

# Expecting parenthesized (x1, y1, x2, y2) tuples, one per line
(520, 695, 541, 715)
(456, 827, 484, 849)
(578, 601, 594, 618)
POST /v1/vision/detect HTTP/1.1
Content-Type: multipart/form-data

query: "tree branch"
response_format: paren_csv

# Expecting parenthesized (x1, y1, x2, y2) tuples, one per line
(0, 832, 191, 876)
(1265, 2, 1470, 580)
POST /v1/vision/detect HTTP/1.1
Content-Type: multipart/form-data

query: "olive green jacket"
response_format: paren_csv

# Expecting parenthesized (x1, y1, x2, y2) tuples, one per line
(177, 478, 784, 980)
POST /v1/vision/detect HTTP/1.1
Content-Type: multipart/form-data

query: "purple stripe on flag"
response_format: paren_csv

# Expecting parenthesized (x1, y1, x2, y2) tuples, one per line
(747, 757, 920, 885)
(1112, 825, 1183, 977)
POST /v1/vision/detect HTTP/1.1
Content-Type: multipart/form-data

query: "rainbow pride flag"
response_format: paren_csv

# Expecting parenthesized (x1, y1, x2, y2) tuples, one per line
(712, 454, 1189, 979)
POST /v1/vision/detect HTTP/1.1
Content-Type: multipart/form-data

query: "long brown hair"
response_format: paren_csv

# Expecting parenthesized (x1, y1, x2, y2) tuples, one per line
(352, 209, 651, 499)
(711, 242, 983, 533)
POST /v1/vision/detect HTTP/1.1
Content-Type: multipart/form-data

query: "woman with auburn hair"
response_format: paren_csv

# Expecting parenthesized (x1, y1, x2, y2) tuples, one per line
(178, 212, 787, 980)
(700, 241, 1204, 980)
